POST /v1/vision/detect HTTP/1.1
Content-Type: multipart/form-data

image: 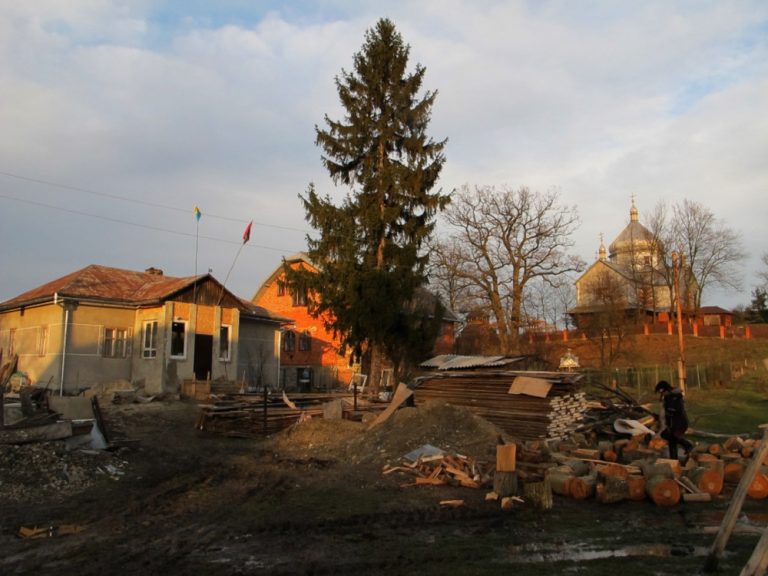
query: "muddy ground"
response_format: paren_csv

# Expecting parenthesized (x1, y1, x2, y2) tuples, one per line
(0, 398, 763, 575)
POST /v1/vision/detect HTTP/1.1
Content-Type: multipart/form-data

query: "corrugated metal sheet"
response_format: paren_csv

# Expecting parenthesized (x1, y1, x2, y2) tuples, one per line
(419, 355, 524, 370)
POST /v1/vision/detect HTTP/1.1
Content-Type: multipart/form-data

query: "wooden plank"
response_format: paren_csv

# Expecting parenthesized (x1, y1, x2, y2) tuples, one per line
(0, 421, 73, 444)
(367, 382, 413, 430)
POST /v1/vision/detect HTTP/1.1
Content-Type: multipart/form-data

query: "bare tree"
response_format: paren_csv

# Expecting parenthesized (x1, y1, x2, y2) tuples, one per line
(758, 252, 768, 287)
(583, 271, 630, 371)
(430, 185, 585, 353)
(650, 199, 746, 309)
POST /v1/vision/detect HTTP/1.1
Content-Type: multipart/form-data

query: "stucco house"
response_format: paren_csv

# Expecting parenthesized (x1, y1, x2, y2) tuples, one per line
(252, 253, 459, 392)
(0, 265, 288, 395)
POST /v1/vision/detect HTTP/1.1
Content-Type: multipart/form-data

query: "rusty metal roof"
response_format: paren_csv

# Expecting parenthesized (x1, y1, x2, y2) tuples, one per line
(0, 265, 288, 323)
(419, 355, 525, 370)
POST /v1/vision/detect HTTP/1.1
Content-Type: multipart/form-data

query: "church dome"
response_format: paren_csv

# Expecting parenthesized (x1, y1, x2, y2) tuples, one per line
(608, 201, 655, 259)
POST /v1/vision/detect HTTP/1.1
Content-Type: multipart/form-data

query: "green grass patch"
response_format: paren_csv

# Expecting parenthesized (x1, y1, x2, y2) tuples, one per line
(686, 378, 768, 435)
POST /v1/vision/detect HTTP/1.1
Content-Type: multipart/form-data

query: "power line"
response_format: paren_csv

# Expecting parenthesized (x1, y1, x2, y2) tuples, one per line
(0, 169, 309, 233)
(0, 193, 300, 254)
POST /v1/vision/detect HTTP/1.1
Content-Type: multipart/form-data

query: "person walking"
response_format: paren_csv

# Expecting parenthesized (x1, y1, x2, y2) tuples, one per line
(655, 380, 694, 461)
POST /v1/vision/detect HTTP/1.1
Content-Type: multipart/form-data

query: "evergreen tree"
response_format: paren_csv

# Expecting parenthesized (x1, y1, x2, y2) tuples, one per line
(286, 18, 449, 386)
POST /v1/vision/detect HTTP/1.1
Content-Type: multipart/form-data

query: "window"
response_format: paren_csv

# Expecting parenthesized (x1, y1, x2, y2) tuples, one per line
(38, 325, 49, 356)
(283, 330, 296, 353)
(103, 328, 128, 358)
(170, 321, 186, 358)
(277, 281, 286, 297)
(292, 288, 307, 307)
(219, 325, 231, 360)
(142, 321, 158, 358)
(299, 330, 312, 351)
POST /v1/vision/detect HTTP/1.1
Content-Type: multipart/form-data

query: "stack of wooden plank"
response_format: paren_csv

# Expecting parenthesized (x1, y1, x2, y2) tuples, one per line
(412, 371, 587, 441)
(196, 392, 386, 437)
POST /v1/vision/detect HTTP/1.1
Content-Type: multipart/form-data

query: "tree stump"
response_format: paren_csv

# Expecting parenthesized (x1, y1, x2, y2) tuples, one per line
(523, 477, 553, 510)
(493, 471, 518, 498)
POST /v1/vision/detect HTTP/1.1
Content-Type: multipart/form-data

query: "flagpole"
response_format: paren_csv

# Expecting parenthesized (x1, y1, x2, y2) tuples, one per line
(217, 220, 252, 306)
(193, 206, 202, 305)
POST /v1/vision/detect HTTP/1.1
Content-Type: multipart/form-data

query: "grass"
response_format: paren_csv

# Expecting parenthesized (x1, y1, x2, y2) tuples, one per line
(686, 374, 768, 436)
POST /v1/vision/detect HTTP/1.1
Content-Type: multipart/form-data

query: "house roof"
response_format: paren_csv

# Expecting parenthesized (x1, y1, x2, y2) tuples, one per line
(698, 306, 733, 315)
(253, 253, 461, 323)
(0, 264, 288, 323)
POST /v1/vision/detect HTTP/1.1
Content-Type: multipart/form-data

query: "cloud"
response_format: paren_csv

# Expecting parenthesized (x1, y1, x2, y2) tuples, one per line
(1, 1, 766, 307)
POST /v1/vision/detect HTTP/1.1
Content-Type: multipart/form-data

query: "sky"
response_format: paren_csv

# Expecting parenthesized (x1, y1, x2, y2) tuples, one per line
(1, 1, 767, 310)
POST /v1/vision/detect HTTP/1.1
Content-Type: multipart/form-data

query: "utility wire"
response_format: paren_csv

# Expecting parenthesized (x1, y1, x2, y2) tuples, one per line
(0, 169, 308, 233)
(0, 193, 299, 254)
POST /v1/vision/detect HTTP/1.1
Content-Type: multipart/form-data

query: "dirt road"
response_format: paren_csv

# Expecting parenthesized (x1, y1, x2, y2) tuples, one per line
(0, 399, 762, 575)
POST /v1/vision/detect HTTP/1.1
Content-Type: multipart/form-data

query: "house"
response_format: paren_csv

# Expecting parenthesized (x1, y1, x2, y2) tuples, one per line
(569, 201, 696, 328)
(696, 306, 733, 328)
(0, 265, 288, 395)
(252, 253, 459, 392)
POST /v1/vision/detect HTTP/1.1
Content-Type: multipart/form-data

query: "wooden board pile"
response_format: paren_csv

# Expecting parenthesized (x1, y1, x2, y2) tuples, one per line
(196, 393, 385, 437)
(412, 371, 588, 441)
(524, 432, 768, 507)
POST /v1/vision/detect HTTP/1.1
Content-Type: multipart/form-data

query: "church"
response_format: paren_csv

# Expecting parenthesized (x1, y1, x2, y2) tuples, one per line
(569, 201, 696, 328)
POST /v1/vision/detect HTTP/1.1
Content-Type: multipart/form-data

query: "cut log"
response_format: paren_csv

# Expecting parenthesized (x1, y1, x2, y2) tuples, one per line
(655, 458, 683, 477)
(548, 469, 574, 496)
(493, 470, 518, 497)
(496, 443, 517, 472)
(747, 472, 768, 500)
(523, 477, 553, 510)
(683, 492, 712, 503)
(648, 436, 667, 451)
(569, 474, 597, 500)
(596, 463, 629, 480)
(597, 475, 628, 504)
(626, 474, 647, 501)
(723, 461, 746, 484)
(691, 466, 724, 496)
(646, 475, 681, 507)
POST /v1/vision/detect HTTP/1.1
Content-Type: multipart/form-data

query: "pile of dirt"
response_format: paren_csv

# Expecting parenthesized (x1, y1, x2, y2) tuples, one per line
(265, 400, 507, 468)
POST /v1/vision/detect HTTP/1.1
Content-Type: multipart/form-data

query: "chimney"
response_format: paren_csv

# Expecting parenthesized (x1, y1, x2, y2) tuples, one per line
(145, 267, 164, 276)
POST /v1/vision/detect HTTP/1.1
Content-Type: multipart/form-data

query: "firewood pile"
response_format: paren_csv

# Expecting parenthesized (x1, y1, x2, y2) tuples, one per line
(382, 448, 492, 489)
(521, 431, 768, 507)
(411, 370, 588, 441)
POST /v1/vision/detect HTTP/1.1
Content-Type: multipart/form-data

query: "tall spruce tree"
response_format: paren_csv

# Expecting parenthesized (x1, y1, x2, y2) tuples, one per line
(287, 18, 449, 386)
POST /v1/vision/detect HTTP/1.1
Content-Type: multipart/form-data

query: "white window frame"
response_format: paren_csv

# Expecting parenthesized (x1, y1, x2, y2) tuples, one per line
(142, 321, 158, 359)
(103, 327, 129, 358)
(170, 320, 187, 359)
(219, 324, 232, 361)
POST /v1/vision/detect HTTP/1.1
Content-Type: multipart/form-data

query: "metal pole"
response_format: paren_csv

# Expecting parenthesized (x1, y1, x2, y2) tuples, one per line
(672, 251, 686, 393)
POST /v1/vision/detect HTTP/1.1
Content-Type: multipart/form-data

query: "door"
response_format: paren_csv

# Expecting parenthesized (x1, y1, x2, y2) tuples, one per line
(194, 334, 213, 380)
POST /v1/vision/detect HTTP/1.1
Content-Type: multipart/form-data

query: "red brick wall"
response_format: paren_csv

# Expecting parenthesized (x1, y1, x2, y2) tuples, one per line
(253, 264, 355, 388)
(254, 262, 457, 388)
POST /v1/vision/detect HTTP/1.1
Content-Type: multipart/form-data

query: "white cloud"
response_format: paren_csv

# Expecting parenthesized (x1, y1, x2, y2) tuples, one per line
(1, 1, 766, 307)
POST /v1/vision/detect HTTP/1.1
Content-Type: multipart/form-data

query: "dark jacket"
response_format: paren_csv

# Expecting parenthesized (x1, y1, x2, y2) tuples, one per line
(662, 388, 689, 433)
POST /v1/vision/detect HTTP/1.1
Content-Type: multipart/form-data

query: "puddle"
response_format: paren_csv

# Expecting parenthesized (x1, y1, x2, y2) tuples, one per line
(507, 542, 709, 563)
